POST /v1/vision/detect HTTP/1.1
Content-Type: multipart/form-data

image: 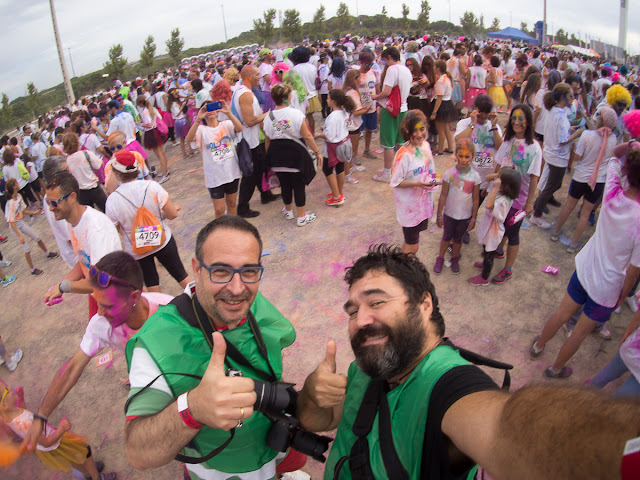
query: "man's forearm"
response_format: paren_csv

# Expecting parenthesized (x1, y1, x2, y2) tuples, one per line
(39, 352, 90, 417)
(125, 400, 199, 469)
(489, 386, 640, 480)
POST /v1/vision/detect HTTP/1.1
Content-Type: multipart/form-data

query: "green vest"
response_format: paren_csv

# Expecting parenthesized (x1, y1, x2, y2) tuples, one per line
(325, 345, 476, 480)
(125, 292, 295, 474)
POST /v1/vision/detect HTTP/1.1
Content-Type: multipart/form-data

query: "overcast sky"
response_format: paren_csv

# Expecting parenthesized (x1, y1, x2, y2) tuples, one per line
(1, 0, 637, 101)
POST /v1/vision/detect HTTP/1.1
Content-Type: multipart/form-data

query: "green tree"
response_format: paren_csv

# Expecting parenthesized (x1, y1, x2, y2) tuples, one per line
(1, 93, 12, 131)
(26, 82, 40, 118)
(140, 35, 156, 69)
(281, 9, 302, 42)
(381, 6, 388, 32)
(479, 15, 486, 33)
(335, 2, 353, 34)
(459, 11, 479, 37)
(489, 17, 500, 32)
(401, 4, 410, 30)
(520, 21, 530, 35)
(104, 44, 127, 79)
(555, 28, 569, 44)
(253, 9, 277, 45)
(166, 28, 185, 66)
(310, 5, 326, 40)
(417, 1, 431, 29)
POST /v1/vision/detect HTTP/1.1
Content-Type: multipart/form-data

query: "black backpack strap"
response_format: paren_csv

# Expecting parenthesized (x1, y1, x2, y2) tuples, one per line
(377, 382, 410, 480)
(442, 338, 513, 390)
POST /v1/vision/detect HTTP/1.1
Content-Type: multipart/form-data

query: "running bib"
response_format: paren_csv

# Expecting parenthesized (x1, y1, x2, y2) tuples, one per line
(134, 224, 163, 248)
(474, 152, 492, 167)
(361, 93, 372, 105)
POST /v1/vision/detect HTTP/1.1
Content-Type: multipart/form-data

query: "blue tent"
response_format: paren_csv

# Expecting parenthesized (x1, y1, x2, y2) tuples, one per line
(487, 27, 538, 45)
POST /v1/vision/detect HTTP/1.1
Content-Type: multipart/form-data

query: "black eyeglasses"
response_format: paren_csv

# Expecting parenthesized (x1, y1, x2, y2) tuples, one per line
(275, 69, 284, 74)
(45, 192, 72, 208)
(109, 144, 124, 152)
(198, 260, 264, 284)
(89, 265, 136, 289)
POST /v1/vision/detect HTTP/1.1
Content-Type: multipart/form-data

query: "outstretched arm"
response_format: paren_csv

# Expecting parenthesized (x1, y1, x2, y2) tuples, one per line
(22, 348, 91, 451)
(443, 386, 640, 480)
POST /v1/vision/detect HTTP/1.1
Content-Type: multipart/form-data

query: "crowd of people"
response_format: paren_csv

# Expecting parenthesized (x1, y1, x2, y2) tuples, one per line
(0, 32, 640, 480)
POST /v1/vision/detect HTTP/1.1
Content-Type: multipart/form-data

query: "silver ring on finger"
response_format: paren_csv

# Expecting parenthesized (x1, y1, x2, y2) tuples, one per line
(235, 408, 245, 428)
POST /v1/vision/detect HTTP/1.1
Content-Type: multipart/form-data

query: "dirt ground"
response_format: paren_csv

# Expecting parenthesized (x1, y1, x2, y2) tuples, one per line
(1, 112, 636, 479)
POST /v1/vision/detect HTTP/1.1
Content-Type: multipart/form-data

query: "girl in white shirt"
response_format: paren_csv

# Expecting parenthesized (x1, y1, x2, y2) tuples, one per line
(62, 133, 107, 211)
(315, 89, 356, 206)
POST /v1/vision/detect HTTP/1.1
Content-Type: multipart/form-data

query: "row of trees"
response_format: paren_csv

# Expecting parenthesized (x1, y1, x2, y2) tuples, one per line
(252, 2, 434, 44)
(104, 28, 185, 80)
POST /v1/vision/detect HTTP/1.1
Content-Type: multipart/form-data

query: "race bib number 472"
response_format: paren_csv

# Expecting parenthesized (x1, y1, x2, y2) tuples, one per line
(134, 225, 162, 248)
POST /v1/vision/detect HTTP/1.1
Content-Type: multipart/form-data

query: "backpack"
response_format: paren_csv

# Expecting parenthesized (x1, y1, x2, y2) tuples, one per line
(385, 85, 402, 118)
(115, 183, 166, 255)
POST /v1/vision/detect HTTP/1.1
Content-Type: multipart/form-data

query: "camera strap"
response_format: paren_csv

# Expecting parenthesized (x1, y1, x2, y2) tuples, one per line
(188, 293, 278, 383)
(333, 379, 409, 480)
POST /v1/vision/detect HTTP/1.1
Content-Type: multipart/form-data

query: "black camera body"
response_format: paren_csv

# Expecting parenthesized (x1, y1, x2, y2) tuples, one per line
(226, 369, 332, 462)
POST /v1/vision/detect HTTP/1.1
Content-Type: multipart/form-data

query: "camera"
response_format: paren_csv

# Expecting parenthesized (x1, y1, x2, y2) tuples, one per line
(206, 101, 222, 112)
(227, 369, 332, 462)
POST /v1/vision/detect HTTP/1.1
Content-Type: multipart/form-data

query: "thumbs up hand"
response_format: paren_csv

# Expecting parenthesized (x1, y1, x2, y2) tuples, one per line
(302, 341, 347, 409)
(188, 332, 257, 430)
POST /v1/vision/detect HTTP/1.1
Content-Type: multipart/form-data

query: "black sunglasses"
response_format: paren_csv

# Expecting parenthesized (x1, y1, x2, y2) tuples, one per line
(109, 144, 125, 152)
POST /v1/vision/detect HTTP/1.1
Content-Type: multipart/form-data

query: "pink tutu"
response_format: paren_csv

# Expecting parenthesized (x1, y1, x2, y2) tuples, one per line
(161, 110, 174, 128)
(126, 139, 149, 160)
(462, 87, 487, 109)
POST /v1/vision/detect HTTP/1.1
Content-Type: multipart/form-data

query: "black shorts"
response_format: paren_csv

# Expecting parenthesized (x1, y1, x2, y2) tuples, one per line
(137, 236, 189, 287)
(568, 180, 604, 205)
(534, 132, 544, 143)
(402, 218, 429, 245)
(503, 206, 522, 246)
(29, 180, 42, 194)
(322, 158, 345, 177)
(442, 214, 471, 244)
(208, 178, 240, 199)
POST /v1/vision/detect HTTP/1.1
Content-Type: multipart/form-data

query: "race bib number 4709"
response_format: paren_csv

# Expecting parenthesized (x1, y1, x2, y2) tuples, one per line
(134, 225, 162, 248)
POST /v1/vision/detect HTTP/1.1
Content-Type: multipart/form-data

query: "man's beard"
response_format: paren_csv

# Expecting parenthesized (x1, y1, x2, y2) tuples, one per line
(350, 303, 426, 380)
(198, 287, 252, 325)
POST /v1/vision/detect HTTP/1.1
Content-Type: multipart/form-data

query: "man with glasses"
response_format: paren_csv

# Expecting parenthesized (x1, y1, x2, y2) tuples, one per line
(43, 171, 121, 316)
(124, 216, 307, 480)
(22, 251, 172, 452)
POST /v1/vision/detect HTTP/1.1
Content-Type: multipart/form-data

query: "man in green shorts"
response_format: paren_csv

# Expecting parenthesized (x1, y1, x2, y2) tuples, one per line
(371, 47, 412, 183)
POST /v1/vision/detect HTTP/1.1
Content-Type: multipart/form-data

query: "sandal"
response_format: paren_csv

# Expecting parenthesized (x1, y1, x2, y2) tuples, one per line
(529, 335, 544, 359)
(543, 366, 573, 378)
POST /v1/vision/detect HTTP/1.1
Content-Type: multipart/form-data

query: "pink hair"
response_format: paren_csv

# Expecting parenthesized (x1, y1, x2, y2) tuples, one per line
(623, 110, 640, 139)
(210, 80, 232, 104)
(270, 62, 290, 86)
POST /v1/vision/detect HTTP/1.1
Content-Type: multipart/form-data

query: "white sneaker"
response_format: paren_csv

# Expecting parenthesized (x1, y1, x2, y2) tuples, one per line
(345, 173, 359, 184)
(6, 349, 22, 372)
(596, 325, 612, 340)
(529, 214, 551, 229)
(372, 171, 391, 183)
(281, 207, 294, 220)
(625, 296, 639, 313)
(0, 260, 11, 267)
(297, 213, 316, 227)
(158, 173, 171, 184)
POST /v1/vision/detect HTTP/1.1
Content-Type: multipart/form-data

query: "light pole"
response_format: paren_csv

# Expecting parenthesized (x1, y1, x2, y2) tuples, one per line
(449, 0, 451, 23)
(221, 5, 228, 42)
(49, 0, 75, 104)
(543, 0, 547, 46)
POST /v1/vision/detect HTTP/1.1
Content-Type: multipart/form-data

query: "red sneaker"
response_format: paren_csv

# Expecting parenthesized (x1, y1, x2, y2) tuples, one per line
(492, 268, 512, 284)
(468, 274, 490, 286)
(325, 194, 345, 206)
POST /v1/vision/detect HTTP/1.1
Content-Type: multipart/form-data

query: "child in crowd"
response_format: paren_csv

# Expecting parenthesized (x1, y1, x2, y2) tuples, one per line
(390, 110, 438, 254)
(468, 168, 522, 286)
(0, 380, 115, 479)
(316, 89, 355, 206)
(4, 179, 57, 276)
(434, 138, 481, 274)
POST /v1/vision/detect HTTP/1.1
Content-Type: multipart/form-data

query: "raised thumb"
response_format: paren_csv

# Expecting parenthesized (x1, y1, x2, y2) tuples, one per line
(209, 332, 227, 374)
(322, 341, 337, 373)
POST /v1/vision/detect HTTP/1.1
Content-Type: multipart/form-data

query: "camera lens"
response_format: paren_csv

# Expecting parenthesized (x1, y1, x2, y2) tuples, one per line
(290, 429, 332, 461)
(253, 380, 295, 414)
